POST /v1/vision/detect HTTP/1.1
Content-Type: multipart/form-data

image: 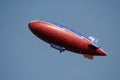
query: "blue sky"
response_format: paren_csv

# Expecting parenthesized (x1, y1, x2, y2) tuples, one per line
(0, 0, 120, 80)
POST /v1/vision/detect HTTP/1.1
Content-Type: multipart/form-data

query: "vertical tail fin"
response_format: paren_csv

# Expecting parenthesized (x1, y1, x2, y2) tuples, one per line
(83, 54, 94, 60)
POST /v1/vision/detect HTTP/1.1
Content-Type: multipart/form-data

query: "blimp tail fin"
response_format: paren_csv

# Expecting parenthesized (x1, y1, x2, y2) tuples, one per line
(83, 54, 94, 60)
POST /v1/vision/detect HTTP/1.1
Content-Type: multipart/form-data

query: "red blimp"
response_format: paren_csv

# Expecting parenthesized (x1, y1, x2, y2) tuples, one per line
(28, 20, 107, 60)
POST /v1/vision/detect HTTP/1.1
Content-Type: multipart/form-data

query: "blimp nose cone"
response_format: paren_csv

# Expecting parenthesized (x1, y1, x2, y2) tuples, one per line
(28, 21, 36, 30)
(28, 22, 32, 29)
(28, 23, 34, 33)
(28, 20, 44, 38)
(28, 20, 40, 32)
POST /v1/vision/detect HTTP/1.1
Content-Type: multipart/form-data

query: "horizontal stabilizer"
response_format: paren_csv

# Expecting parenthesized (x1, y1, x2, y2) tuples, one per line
(88, 44, 98, 50)
(83, 54, 94, 60)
